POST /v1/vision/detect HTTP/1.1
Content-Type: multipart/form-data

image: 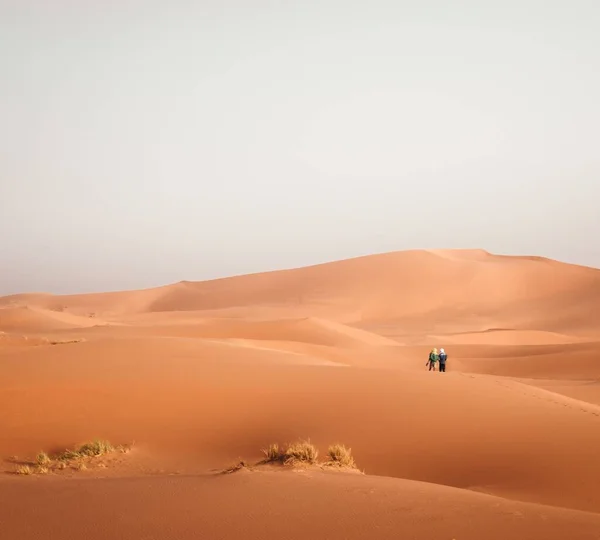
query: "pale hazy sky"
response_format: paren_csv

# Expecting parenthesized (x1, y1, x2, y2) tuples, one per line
(1, 0, 599, 294)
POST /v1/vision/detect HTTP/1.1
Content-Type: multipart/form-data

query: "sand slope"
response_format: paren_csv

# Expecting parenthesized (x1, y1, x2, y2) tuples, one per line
(3, 472, 600, 540)
(4, 249, 600, 334)
(1, 249, 600, 539)
(2, 334, 600, 512)
(121, 316, 400, 347)
(0, 306, 102, 332)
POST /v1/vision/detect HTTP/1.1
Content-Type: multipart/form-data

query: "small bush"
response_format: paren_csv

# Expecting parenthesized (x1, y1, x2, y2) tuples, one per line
(36, 451, 52, 466)
(262, 443, 283, 463)
(77, 440, 114, 457)
(326, 444, 356, 468)
(16, 465, 32, 475)
(253, 439, 358, 470)
(13, 440, 126, 476)
(58, 449, 81, 461)
(58, 439, 114, 461)
(283, 440, 318, 465)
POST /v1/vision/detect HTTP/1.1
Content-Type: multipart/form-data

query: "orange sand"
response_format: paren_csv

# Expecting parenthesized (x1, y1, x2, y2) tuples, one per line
(1, 249, 600, 539)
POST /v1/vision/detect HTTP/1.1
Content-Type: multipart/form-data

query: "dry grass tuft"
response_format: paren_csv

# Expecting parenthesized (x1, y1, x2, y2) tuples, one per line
(14, 439, 129, 476)
(262, 443, 283, 463)
(283, 439, 319, 465)
(227, 439, 358, 473)
(58, 439, 114, 461)
(260, 440, 319, 465)
(77, 439, 114, 457)
(58, 449, 81, 462)
(36, 451, 52, 466)
(15, 465, 32, 475)
(326, 444, 356, 468)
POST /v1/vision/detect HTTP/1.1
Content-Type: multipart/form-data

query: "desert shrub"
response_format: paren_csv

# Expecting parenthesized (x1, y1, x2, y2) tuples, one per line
(326, 444, 356, 468)
(283, 440, 319, 465)
(262, 443, 283, 463)
(15, 465, 32, 475)
(36, 465, 49, 475)
(77, 439, 114, 457)
(36, 451, 52, 466)
(58, 449, 81, 461)
(58, 439, 114, 461)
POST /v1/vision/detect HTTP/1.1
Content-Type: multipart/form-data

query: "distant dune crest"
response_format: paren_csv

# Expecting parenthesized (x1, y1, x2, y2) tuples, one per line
(2, 249, 599, 338)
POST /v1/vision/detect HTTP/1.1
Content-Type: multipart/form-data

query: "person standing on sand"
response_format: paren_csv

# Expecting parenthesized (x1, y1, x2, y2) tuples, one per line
(426, 348, 439, 371)
(438, 348, 447, 372)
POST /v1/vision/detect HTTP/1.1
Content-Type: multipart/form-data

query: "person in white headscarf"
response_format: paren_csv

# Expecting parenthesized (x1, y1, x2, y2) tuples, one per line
(438, 348, 448, 372)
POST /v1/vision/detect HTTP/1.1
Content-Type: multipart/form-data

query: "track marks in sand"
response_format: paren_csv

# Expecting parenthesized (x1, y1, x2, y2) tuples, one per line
(488, 376, 600, 418)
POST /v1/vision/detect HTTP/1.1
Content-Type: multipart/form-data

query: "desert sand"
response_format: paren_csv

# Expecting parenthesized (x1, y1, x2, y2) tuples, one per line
(1, 249, 600, 539)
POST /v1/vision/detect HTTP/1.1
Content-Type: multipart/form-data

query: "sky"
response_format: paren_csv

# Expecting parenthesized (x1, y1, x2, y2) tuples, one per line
(1, 0, 599, 294)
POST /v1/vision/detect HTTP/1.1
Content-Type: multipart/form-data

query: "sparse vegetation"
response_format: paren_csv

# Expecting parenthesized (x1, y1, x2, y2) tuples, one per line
(254, 439, 359, 471)
(36, 451, 52, 466)
(15, 465, 32, 475)
(283, 439, 319, 465)
(326, 444, 356, 468)
(262, 443, 282, 463)
(12, 439, 131, 477)
(76, 439, 114, 457)
(261, 440, 319, 465)
(58, 449, 81, 461)
(57, 439, 117, 461)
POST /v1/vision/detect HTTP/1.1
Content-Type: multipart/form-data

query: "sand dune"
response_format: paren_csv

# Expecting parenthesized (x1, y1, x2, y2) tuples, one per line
(515, 378, 600, 406)
(123, 316, 399, 347)
(455, 341, 600, 379)
(432, 328, 591, 346)
(2, 249, 600, 539)
(2, 333, 600, 512)
(0, 306, 104, 332)
(3, 472, 600, 540)
(7, 249, 600, 332)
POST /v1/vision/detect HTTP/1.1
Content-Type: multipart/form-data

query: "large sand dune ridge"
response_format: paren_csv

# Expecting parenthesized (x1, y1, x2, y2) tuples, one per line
(1, 249, 600, 539)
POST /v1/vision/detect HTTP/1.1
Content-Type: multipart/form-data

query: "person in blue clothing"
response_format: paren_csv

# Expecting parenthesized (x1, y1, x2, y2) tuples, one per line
(438, 348, 448, 372)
